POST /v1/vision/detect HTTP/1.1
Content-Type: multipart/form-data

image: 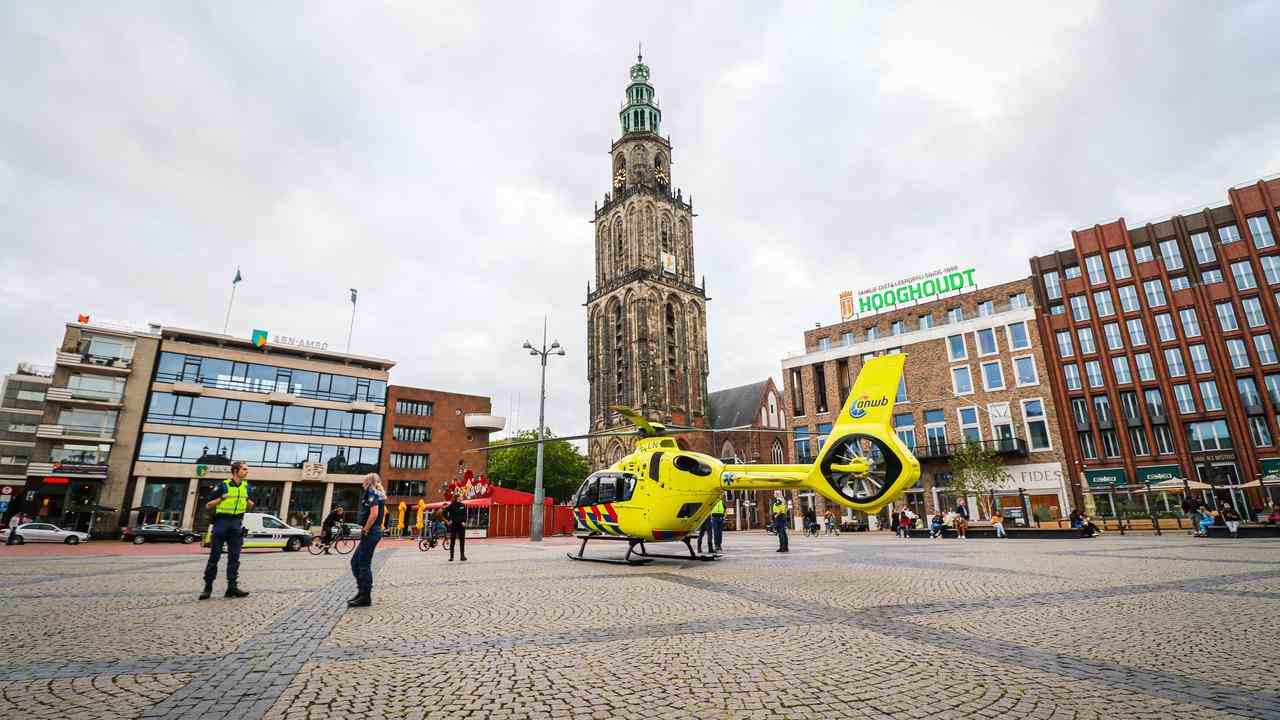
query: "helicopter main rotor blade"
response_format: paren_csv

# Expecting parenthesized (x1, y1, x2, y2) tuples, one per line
(665, 425, 808, 434)
(608, 405, 654, 436)
(463, 429, 635, 453)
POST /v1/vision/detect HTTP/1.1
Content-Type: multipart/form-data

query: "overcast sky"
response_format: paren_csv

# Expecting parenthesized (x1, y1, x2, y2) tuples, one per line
(3, 2, 1278, 440)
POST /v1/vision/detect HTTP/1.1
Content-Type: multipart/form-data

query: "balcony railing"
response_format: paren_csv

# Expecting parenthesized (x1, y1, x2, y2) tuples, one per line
(36, 423, 117, 441)
(913, 438, 1029, 460)
(56, 351, 133, 373)
(45, 387, 124, 405)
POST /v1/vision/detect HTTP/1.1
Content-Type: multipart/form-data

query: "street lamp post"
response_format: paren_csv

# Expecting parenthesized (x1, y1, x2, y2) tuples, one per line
(523, 321, 565, 542)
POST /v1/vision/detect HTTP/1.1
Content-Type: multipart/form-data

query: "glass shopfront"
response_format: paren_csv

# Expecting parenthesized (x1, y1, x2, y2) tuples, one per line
(287, 483, 325, 529)
(141, 479, 189, 526)
(331, 484, 363, 517)
(25, 477, 103, 532)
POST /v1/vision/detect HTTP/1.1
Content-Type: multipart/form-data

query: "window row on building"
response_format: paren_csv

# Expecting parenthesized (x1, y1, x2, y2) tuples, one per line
(393, 399, 434, 416)
(146, 392, 384, 440)
(138, 432, 379, 473)
(156, 351, 388, 405)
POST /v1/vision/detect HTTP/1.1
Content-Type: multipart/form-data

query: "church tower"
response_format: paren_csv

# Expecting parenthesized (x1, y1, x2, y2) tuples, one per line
(586, 52, 710, 469)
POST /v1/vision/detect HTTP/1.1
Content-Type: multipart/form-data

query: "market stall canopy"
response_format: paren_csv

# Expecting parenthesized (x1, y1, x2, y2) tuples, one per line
(425, 485, 554, 509)
(1135, 478, 1212, 492)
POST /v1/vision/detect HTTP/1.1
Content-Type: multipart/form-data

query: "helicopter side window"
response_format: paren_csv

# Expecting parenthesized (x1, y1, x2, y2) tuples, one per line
(649, 452, 663, 482)
(617, 474, 636, 501)
(575, 477, 600, 507)
(672, 455, 712, 477)
(598, 476, 619, 503)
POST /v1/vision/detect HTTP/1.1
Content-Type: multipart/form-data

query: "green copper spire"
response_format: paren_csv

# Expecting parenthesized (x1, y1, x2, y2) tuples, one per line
(619, 48, 661, 135)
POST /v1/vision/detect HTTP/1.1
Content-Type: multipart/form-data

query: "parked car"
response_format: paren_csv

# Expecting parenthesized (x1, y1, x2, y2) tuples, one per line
(121, 524, 201, 545)
(1, 522, 91, 545)
(200, 512, 311, 552)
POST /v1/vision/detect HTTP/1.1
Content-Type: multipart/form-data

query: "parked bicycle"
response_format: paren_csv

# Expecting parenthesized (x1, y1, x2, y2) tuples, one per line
(308, 525, 356, 555)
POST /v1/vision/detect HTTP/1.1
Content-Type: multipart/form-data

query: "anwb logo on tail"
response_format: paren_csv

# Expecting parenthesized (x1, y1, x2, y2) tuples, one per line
(849, 395, 888, 419)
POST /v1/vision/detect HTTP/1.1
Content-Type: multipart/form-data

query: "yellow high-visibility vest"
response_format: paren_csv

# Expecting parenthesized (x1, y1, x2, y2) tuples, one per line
(713, 499, 725, 515)
(214, 480, 249, 516)
(771, 499, 786, 517)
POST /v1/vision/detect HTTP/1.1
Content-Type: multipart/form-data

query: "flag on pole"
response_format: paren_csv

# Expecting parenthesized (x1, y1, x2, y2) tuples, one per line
(350, 288, 358, 305)
(233, 268, 243, 285)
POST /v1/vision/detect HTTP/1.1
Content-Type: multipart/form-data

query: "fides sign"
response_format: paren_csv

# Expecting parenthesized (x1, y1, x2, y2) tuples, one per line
(849, 266, 978, 316)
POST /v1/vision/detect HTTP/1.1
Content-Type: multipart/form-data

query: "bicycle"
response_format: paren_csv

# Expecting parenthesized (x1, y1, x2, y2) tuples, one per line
(417, 531, 451, 553)
(308, 527, 356, 555)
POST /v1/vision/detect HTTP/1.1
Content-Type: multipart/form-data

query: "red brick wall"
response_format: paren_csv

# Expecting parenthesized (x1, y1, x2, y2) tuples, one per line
(382, 386, 492, 505)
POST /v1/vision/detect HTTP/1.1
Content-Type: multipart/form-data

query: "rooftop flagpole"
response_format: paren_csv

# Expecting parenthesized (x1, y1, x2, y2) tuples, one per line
(223, 267, 242, 334)
(346, 288, 358, 352)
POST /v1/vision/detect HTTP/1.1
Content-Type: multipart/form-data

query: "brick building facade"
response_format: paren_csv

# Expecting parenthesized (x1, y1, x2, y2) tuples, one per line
(1030, 175, 1280, 520)
(782, 278, 1071, 527)
(381, 385, 499, 509)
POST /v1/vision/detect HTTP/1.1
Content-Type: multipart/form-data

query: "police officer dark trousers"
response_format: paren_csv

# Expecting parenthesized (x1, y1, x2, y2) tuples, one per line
(711, 498, 726, 552)
(444, 494, 467, 562)
(772, 497, 789, 553)
(349, 473, 385, 608)
(200, 461, 254, 600)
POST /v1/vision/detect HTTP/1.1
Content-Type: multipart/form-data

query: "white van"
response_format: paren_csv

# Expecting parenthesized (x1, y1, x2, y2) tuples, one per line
(201, 512, 311, 552)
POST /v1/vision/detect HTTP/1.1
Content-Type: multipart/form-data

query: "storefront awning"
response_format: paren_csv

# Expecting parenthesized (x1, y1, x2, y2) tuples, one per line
(1134, 464, 1183, 485)
(1085, 468, 1127, 489)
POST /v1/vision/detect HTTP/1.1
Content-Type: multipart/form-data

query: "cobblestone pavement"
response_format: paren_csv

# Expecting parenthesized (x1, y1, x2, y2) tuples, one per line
(1, 532, 1278, 719)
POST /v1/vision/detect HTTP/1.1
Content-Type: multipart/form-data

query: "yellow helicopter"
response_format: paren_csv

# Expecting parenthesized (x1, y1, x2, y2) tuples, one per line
(487, 355, 920, 564)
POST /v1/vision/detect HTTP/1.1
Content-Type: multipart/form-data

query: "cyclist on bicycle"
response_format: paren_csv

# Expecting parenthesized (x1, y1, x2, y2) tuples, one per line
(320, 506, 346, 554)
(428, 508, 446, 541)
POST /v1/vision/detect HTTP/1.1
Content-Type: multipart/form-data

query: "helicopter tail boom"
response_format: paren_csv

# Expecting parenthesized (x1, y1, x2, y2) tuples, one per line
(718, 464, 809, 490)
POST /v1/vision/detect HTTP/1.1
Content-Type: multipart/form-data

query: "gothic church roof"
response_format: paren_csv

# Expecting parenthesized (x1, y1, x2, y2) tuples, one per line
(706, 380, 770, 429)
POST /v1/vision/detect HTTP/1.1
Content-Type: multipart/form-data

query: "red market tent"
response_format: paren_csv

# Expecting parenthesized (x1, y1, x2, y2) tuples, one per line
(426, 485, 575, 538)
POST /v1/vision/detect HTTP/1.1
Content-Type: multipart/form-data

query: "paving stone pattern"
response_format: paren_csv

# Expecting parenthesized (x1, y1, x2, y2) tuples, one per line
(1, 534, 1279, 719)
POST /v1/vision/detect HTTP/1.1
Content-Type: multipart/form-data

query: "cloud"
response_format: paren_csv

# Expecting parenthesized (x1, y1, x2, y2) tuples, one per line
(1, 0, 1277, 446)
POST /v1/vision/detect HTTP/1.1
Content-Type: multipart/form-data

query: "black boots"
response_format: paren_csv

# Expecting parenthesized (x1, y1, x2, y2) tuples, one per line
(347, 594, 371, 607)
(198, 583, 213, 600)
(225, 584, 249, 598)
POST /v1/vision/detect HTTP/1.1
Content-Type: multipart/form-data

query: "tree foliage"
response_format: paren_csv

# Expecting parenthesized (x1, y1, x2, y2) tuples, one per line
(946, 441, 1010, 517)
(485, 429, 591, 503)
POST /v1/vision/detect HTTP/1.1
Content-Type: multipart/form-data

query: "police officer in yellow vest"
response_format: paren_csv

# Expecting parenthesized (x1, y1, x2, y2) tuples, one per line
(200, 460, 255, 600)
(771, 494, 789, 553)
(710, 497, 726, 553)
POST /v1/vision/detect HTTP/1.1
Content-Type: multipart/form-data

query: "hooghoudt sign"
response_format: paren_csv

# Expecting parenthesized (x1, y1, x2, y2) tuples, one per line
(843, 266, 978, 318)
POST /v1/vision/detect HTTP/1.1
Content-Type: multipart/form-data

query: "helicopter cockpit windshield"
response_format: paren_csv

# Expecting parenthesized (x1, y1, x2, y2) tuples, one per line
(574, 472, 638, 507)
(818, 433, 903, 505)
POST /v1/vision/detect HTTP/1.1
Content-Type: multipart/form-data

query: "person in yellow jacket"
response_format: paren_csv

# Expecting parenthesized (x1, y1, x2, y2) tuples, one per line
(200, 461, 255, 600)
(710, 497, 726, 552)
(771, 494, 789, 553)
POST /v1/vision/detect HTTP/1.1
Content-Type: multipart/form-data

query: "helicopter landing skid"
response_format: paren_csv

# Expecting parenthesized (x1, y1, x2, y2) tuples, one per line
(634, 537, 720, 562)
(566, 535, 654, 566)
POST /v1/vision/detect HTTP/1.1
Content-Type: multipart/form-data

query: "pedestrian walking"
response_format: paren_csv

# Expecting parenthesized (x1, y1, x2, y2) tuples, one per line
(1221, 505, 1241, 538)
(348, 473, 385, 607)
(710, 498, 725, 552)
(444, 491, 467, 562)
(890, 509, 901, 538)
(898, 507, 914, 540)
(771, 494, 789, 553)
(954, 500, 970, 540)
(991, 510, 1006, 538)
(200, 461, 254, 600)
(6, 511, 25, 545)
